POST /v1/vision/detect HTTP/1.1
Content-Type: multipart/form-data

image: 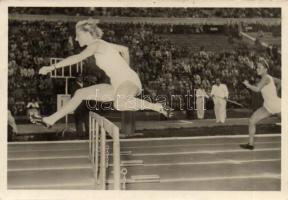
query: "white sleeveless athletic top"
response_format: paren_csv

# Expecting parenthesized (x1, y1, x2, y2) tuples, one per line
(93, 39, 142, 91)
(261, 75, 281, 114)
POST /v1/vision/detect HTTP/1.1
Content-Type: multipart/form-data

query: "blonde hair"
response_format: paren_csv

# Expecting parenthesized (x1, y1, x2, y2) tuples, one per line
(75, 18, 103, 39)
(258, 57, 269, 70)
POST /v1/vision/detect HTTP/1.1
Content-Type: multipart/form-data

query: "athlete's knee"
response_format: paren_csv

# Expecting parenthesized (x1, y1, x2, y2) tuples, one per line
(74, 89, 86, 100)
(249, 117, 256, 126)
(113, 97, 136, 111)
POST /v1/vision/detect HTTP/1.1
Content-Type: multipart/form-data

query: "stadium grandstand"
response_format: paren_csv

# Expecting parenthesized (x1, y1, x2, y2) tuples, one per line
(8, 8, 281, 116)
(7, 7, 281, 191)
(9, 7, 281, 18)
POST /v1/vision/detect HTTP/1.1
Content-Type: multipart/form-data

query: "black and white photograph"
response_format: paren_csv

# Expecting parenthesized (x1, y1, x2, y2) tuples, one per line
(1, 0, 288, 199)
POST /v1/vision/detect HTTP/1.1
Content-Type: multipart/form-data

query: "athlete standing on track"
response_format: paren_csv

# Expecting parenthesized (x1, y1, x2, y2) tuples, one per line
(32, 18, 172, 127)
(240, 58, 281, 150)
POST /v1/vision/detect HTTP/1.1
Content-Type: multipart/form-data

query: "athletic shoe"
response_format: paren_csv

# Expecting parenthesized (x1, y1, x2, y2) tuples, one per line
(29, 115, 36, 124)
(240, 143, 254, 150)
(159, 103, 174, 119)
(30, 115, 52, 128)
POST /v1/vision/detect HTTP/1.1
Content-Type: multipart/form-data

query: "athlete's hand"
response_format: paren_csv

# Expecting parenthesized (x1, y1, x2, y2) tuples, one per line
(39, 66, 53, 75)
(242, 80, 249, 87)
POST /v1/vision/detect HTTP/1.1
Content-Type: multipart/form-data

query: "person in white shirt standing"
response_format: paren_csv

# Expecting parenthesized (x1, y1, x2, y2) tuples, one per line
(210, 78, 229, 123)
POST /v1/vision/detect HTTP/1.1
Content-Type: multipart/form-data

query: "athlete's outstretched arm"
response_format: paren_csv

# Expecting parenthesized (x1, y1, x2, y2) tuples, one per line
(243, 76, 270, 93)
(39, 43, 98, 75)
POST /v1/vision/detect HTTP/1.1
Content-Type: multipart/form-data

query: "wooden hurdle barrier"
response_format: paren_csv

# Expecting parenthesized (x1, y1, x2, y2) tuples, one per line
(89, 112, 121, 190)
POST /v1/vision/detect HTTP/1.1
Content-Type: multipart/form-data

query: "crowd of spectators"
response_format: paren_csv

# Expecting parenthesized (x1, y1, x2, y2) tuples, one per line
(9, 7, 280, 18)
(8, 19, 281, 116)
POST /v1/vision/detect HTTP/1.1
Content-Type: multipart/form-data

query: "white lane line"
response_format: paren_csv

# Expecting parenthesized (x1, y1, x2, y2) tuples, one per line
(9, 148, 280, 161)
(8, 155, 89, 161)
(8, 141, 280, 153)
(107, 174, 280, 184)
(8, 140, 88, 145)
(168, 120, 194, 124)
(8, 165, 92, 172)
(142, 159, 280, 167)
(121, 141, 280, 150)
(9, 159, 280, 172)
(158, 174, 281, 183)
(8, 182, 95, 189)
(179, 120, 194, 123)
(120, 134, 280, 142)
(132, 148, 281, 156)
(8, 148, 88, 153)
(7, 134, 280, 145)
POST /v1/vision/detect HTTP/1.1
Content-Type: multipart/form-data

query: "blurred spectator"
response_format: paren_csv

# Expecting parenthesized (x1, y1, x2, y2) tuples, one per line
(27, 97, 41, 123)
(195, 83, 209, 119)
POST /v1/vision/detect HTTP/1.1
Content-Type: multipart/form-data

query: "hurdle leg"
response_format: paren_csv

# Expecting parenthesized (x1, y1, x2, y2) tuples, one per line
(89, 113, 92, 160)
(100, 126, 106, 189)
(113, 127, 121, 190)
(95, 121, 99, 181)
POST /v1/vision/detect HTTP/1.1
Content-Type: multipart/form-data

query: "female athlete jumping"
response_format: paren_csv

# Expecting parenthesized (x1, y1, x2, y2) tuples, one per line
(33, 19, 171, 127)
(240, 58, 281, 150)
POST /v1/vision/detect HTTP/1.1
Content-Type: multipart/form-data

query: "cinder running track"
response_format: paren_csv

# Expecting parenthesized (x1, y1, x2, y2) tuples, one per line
(8, 134, 280, 190)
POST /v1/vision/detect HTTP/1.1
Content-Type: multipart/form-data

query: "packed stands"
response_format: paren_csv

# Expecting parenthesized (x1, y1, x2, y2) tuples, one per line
(9, 7, 281, 18)
(8, 14, 281, 115)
